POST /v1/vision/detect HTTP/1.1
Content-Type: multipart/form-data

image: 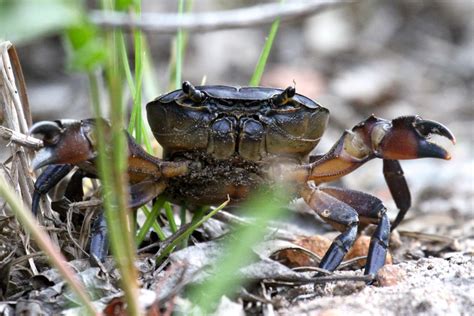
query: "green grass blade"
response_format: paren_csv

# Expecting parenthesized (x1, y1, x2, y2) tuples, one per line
(136, 197, 167, 244)
(87, 5, 140, 309)
(89, 70, 141, 315)
(140, 205, 167, 240)
(169, 0, 193, 90)
(164, 202, 178, 233)
(142, 39, 160, 99)
(249, 0, 284, 86)
(156, 199, 229, 263)
(119, 33, 136, 95)
(174, 0, 185, 89)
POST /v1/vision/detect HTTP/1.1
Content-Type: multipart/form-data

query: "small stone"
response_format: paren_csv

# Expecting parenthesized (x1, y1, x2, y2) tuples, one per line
(317, 308, 345, 316)
(377, 264, 406, 287)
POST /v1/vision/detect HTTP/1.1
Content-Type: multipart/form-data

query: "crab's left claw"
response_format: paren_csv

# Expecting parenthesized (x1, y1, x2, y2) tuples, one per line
(306, 115, 455, 185)
(367, 115, 456, 161)
(30, 119, 99, 170)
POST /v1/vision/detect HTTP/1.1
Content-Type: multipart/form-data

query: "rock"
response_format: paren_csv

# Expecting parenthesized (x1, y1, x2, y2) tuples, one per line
(377, 264, 406, 287)
(317, 308, 345, 316)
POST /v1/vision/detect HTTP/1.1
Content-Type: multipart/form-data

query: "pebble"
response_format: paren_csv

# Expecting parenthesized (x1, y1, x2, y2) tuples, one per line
(376, 264, 406, 287)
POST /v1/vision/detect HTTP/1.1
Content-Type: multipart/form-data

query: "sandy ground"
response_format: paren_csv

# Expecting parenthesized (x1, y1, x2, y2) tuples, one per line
(285, 255, 473, 316)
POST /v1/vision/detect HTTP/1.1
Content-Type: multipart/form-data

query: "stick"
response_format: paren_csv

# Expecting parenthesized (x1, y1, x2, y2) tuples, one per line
(0, 125, 43, 149)
(90, 0, 352, 34)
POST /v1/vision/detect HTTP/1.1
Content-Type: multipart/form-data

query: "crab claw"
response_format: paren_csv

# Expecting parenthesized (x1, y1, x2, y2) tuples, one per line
(367, 116, 456, 160)
(29, 119, 98, 170)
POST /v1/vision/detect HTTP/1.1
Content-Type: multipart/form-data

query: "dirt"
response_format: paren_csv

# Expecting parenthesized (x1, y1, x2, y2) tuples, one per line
(285, 255, 473, 316)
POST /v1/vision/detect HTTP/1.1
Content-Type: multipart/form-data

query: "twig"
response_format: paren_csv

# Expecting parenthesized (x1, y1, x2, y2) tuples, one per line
(1, 41, 41, 275)
(213, 209, 253, 226)
(90, 0, 352, 34)
(69, 199, 103, 210)
(264, 273, 374, 286)
(240, 288, 273, 304)
(7, 46, 31, 127)
(398, 230, 456, 243)
(0, 125, 43, 149)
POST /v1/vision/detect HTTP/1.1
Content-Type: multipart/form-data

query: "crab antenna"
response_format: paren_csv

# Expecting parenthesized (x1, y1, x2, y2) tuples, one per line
(182, 81, 205, 102)
(271, 86, 296, 106)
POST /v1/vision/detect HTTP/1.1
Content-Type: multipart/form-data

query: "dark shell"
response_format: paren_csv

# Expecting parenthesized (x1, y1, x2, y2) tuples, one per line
(157, 85, 321, 109)
(146, 85, 329, 161)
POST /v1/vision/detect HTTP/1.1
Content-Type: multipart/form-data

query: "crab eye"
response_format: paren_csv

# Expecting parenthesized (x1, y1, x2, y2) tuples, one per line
(271, 86, 296, 108)
(177, 81, 206, 106)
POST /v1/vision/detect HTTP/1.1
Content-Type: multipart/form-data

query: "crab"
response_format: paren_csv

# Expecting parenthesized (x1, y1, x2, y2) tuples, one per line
(29, 81, 455, 277)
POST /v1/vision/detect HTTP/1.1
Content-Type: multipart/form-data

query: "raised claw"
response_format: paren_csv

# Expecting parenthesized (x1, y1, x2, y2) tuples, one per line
(413, 117, 456, 143)
(306, 115, 455, 184)
(371, 115, 456, 160)
(30, 119, 98, 170)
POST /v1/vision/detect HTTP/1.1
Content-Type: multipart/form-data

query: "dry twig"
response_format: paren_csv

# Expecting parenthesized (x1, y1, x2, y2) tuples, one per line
(90, 0, 352, 34)
(0, 125, 43, 149)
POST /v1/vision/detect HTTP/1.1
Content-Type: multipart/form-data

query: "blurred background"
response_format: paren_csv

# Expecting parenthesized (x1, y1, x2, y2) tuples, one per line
(3, 0, 471, 224)
(0, 1, 472, 313)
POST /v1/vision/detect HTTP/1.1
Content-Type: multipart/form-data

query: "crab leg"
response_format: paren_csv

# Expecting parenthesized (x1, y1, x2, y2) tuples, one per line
(32, 164, 73, 215)
(301, 186, 359, 272)
(301, 186, 390, 276)
(90, 212, 108, 263)
(383, 159, 411, 230)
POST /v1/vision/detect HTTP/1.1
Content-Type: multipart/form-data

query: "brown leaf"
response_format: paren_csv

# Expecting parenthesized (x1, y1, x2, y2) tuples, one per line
(275, 235, 392, 268)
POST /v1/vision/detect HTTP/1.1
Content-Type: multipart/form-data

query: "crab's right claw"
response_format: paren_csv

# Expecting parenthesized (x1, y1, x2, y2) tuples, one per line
(30, 119, 99, 170)
(366, 116, 456, 160)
